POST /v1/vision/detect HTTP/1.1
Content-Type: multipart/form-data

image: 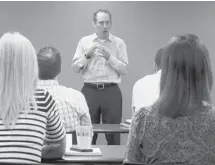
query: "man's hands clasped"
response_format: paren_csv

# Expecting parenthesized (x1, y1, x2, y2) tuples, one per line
(85, 45, 111, 60)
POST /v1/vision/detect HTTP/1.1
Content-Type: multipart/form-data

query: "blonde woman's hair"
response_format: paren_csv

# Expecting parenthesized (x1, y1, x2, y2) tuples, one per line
(153, 33, 213, 119)
(0, 32, 38, 128)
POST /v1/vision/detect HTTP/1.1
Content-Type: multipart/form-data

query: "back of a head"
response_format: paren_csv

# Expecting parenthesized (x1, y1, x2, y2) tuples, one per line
(37, 46, 61, 80)
(154, 33, 213, 118)
(0, 32, 38, 128)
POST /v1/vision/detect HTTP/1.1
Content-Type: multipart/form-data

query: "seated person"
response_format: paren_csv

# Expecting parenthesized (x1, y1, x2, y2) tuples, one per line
(36, 46, 91, 135)
(0, 32, 66, 163)
(132, 48, 162, 113)
(124, 33, 214, 164)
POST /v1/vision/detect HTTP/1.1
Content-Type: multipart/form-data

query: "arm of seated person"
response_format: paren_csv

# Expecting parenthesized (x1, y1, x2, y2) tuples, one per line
(124, 108, 160, 163)
(41, 91, 66, 159)
(42, 117, 66, 159)
(124, 109, 148, 163)
(42, 136, 66, 159)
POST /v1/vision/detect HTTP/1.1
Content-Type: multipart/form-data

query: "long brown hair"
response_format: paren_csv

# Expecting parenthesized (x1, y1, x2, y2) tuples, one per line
(153, 33, 213, 119)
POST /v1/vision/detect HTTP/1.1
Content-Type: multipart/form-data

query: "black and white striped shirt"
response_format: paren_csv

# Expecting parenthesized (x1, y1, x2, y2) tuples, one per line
(0, 89, 66, 164)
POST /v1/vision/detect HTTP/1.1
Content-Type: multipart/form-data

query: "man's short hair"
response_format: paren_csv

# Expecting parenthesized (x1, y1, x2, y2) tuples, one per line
(37, 46, 61, 80)
(154, 48, 163, 70)
(93, 9, 112, 23)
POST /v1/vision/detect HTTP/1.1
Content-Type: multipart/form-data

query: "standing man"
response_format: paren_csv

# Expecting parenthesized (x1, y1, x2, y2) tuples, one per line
(72, 9, 128, 145)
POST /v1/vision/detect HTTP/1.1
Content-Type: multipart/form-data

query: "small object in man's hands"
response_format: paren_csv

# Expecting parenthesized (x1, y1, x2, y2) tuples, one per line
(70, 147, 93, 152)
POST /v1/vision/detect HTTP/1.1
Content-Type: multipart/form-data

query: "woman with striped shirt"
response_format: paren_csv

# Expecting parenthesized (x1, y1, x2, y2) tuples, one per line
(0, 32, 66, 164)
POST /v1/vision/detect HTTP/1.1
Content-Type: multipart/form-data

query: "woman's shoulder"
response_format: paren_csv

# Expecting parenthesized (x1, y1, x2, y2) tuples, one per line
(134, 106, 160, 122)
(132, 107, 157, 129)
(34, 88, 47, 97)
(133, 107, 150, 119)
(34, 89, 55, 112)
(35, 89, 52, 101)
(200, 106, 215, 121)
(133, 105, 215, 125)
